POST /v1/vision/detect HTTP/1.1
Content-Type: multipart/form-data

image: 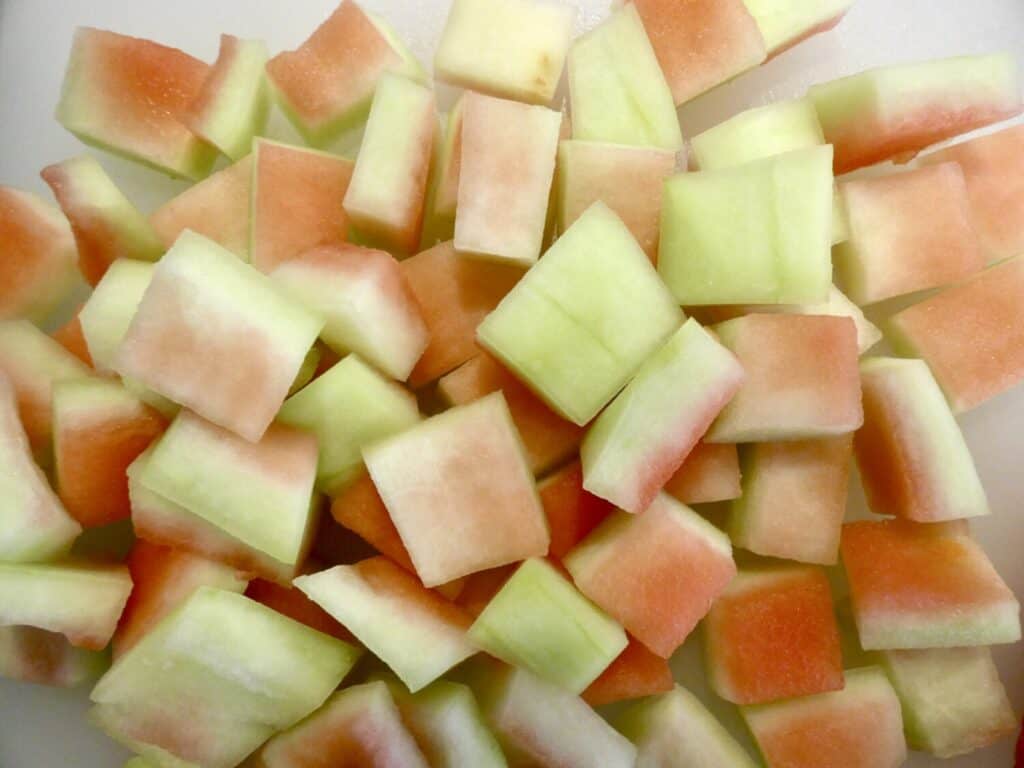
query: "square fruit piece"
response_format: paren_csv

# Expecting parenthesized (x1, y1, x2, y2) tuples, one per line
(664, 441, 742, 505)
(835, 163, 984, 305)
(0, 372, 80, 563)
(921, 124, 1024, 263)
(582, 318, 745, 513)
(841, 519, 1020, 649)
(266, 0, 424, 146)
(279, 355, 420, 495)
(53, 378, 167, 528)
(742, 666, 907, 768)
(401, 241, 524, 387)
(0, 626, 104, 689)
(564, 492, 736, 658)
(557, 140, 676, 263)
(438, 353, 583, 476)
(706, 314, 862, 442)
(631, 0, 766, 106)
(856, 357, 988, 523)
(130, 410, 319, 584)
(343, 74, 435, 255)
(731, 436, 852, 565)
(660, 145, 833, 306)
(79, 260, 155, 375)
(455, 92, 561, 266)
(705, 566, 844, 705)
(880, 647, 1016, 758)
(887, 254, 1024, 413)
(568, 4, 683, 151)
(468, 557, 627, 694)
(743, 0, 853, 58)
(616, 685, 758, 768)
(258, 681, 429, 768)
(271, 243, 428, 381)
(582, 635, 674, 708)
(250, 139, 354, 274)
(536, 461, 614, 560)
(364, 392, 548, 587)
(478, 201, 682, 426)
(809, 53, 1022, 174)
(115, 231, 323, 442)
(434, 0, 573, 104)
(0, 186, 77, 323)
(91, 587, 360, 768)
(55, 28, 216, 180)
(330, 472, 415, 572)
(296, 557, 476, 692)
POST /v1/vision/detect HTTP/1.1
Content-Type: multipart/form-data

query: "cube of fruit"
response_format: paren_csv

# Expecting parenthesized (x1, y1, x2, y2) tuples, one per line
(731, 436, 852, 565)
(41, 155, 164, 286)
(664, 441, 742, 505)
(557, 140, 676, 262)
(250, 139, 354, 274)
(616, 685, 758, 768)
(582, 635, 674, 708)
(469, 662, 637, 767)
(742, 0, 853, 57)
(0, 562, 131, 650)
(841, 519, 1021, 649)
(0, 187, 77, 322)
(402, 241, 523, 387)
(51, 309, 93, 367)
(364, 393, 548, 586)
(150, 154, 252, 261)
(296, 557, 475, 692)
(479, 202, 683, 425)
(707, 314, 862, 442)
(56, 28, 216, 179)
(114, 541, 247, 658)
(659, 145, 833, 306)
(536, 461, 614, 560)
(438, 353, 583, 475)
(131, 410, 318, 583)
(0, 319, 90, 454)
(343, 74, 435, 254)
(856, 357, 988, 523)
(184, 36, 269, 161)
(691, 98, 824, 170)
(272, 244, 428, 381)
(568, 5, 683, 151)
(279, 356, 420, 494)
(434, 0, 573, 104)
(880, 647, 1016, 758)
(468, 558, 627, 693)
(742, 666, 906, 768)
(0, 373, 81, 562)
(116, 231, 323, 441)
(836, 164, 985, 305)
(266, 0, 424, 146)
(809, 53, 1023, 174)
(330, 472, 415, 572)
(258, 681, 429, 768)
(921, 124, 1024, 263)
(53, 378, 167, 528)
(582, 318, 744, 513)
(0, 626, 104, 688)
(78, 259, 153, 374)
(631, 0, 766, 105)
(564, 493, 736, 657)
(887, 254, 1024, 412)
(91, 587, 360, 768)
(454, 93, 561, 266)
(706, 566, 844, 705)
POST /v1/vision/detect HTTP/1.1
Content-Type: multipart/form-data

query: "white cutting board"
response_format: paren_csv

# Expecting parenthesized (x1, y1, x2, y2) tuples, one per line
(0, 0, 1022, 766)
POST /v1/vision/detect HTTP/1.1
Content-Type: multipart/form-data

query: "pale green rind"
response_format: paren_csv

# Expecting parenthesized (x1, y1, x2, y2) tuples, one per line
(0, 319, 91, 390)
(568, 4, 684, 151)
(467, 558, 627, 694)
(478, 201, 683, 425)
(287, 344, 321, 396)
(742, 0, 853, 54)
(616, 685, 758, 768)
(659, 145, 834, 305)
(857, 602, 1021, 651)
(402, 681, 508, 768)
(433, 97, 466, 218)
(278, 355, 420, 495)
(295, 565, 476, 693)
(79, 259, 155, 373)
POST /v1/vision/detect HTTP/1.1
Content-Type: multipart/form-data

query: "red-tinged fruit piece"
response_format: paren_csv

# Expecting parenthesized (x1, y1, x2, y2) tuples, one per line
(245, 575, 354, 644)
(742, 0, 853, 58)
(0, 626, 104, 688)
(330, 472, 416, 573)
(536, 461, 614, 560)
(582, 635, 674, 707)
(454, 565, 517, 619)
(664, 441, 742, 505)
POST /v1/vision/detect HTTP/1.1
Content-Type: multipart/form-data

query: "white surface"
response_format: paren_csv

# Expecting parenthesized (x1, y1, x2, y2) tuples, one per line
(1, 0, 1023, 766)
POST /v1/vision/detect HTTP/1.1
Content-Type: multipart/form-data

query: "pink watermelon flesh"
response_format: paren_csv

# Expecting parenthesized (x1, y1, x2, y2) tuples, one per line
(663, 441, 742, 505)
(581, 634, 674, 707)
(537, 460, 615, 561)
(0, 625, 104, 688)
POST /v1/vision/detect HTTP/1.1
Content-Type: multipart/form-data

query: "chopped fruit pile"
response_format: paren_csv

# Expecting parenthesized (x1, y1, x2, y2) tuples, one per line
(1, 0, 1023, 766)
